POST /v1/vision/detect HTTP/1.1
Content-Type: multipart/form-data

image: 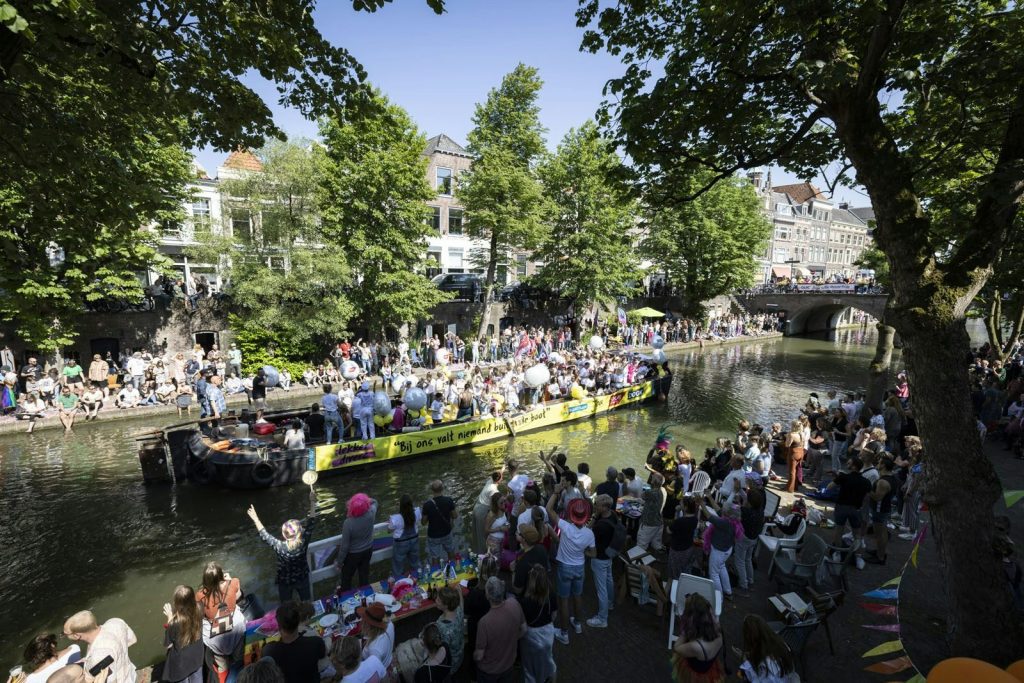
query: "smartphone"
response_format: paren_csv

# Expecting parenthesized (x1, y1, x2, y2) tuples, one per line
(88, 656, 114, 677)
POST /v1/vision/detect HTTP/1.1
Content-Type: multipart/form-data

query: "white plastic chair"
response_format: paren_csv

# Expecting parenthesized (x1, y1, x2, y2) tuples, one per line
(763, 489, 781, 520)
(668, 572, 722, 649)
(689, 470, 711, 497)
(758, 516, 807, 578)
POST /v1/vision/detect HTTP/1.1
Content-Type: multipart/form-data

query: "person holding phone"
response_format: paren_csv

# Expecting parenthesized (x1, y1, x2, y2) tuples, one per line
(62, 611, 136, 683)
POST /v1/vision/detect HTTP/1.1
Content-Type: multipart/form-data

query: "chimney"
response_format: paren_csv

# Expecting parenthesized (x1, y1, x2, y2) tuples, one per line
(839, 202, 849, 210)
(748, 170, 764, 191)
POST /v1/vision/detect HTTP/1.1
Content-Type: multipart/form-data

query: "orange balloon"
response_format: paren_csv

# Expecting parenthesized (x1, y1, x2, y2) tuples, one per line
(1006, 660, 1024, 682)
(927, 658, 1019, 683)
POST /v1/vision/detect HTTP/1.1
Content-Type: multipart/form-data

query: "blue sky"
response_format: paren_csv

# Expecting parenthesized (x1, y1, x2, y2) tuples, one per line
(195, 0, 867, 205)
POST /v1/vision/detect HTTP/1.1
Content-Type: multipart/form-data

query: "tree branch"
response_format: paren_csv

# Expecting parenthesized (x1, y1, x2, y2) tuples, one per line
(857, 0, 907, 99)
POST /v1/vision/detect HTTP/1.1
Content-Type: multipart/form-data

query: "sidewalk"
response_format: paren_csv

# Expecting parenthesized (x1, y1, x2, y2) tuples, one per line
(0, 332, 782, 437)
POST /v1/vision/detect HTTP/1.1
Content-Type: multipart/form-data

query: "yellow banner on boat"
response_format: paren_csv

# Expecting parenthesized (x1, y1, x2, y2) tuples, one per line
(313, 380, 658, 473)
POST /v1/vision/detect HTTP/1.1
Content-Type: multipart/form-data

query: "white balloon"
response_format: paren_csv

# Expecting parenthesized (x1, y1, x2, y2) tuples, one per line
(548, 352, 565, 365)
(435, 348, 449, 366)
(391, 373, 405, 394)
(261, 366, 280, 387)
(373, 390, 392, 416)
(589, 335, 605, 351)
(524, 363, 551, 388)
(651, 335, 665, 349)
(341, 360, 360, 380)
(404, 386, 428, 411)
(653, 349, 667, 363)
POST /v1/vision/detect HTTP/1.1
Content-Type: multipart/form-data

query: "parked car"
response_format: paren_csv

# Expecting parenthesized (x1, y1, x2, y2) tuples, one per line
(432, 273, 483, 302)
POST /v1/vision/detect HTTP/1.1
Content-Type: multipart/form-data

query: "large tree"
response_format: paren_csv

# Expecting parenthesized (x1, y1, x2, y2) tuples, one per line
(460, 64, 550, 336)
(641, 172, 770, 315)
(188, 140, 354, 354)
(317, 90, 449, 337)
(579, 0, 1024, 661)
(0, 0, 442, 351)
(534, 121, 640, 330)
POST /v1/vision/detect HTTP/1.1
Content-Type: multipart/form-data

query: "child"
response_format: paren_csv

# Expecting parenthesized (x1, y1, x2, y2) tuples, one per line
(430, 392, 445, 423)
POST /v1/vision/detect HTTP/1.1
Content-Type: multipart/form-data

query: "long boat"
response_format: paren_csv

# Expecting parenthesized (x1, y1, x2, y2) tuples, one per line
(137, 374, 669, 490)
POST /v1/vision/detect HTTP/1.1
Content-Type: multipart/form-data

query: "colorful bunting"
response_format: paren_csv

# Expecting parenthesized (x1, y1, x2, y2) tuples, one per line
(904, 674, 926, 683)
(882, 576, 902, 587)
(1005, 490, 1024, 509)
(863, 640, 905, 658)
(910, 543, 920, 568)
(862, 624, 902, 633)
(860, 602, 899, 616)
(864, 656, 914, 674)
(863, 588, 899, 600)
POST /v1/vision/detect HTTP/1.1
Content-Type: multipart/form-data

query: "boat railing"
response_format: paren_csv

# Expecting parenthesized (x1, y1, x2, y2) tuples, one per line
(306, 522, 396, 595)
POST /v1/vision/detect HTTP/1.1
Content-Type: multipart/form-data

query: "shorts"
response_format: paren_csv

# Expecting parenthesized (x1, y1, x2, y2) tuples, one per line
(426, 532, 455, 560)
(91, 380, 106, 389)
(870, 507, 891, 524)
(556, 563, 585, 598)
(253, 397, 267, 410)
(66, 376, 83, 384)
(834, 504, 862, 530)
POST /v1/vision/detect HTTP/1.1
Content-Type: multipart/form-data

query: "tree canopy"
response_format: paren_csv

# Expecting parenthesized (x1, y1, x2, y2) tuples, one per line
(0, 0, 442, 351)
(534, 121, 640, 312)
(579, 0, 1024, 661)
(317, 89, 449, 336)
(641, 173, 770, 314)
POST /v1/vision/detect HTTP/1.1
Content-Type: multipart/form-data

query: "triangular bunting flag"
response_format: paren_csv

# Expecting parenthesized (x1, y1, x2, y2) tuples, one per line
(863, 588, 899, 600)
(1005, 490, 1024, 509)
(863, 640, 905, 657)
(860, 602, 899, 616)
(882, 576, 902, 587)
(910, 543, 920, 568)
(864, 656, 914, 674)
(862, 624, 901, 633)
(913, 523, 928, 545)
(904, 674, 926, 683)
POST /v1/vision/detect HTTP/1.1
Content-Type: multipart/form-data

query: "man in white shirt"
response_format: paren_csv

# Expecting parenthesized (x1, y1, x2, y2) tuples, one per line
(125, 353, 145, 390)
(546, 490, 595, 645)
(63, 612, 136, 683)
(115, 385, 140, 409)
(473, 470, 502, 553)
(721, 456, 749, 506)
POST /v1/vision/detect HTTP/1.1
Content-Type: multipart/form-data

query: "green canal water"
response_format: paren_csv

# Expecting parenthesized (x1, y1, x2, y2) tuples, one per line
(0, 329, 893, 666)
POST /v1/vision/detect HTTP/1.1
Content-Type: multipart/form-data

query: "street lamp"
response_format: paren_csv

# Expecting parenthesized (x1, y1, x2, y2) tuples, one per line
(784, 258, 800, 281)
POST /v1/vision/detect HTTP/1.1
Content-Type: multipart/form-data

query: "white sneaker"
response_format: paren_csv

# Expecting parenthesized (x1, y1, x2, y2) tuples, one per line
(570, 617, 583, 634)
(898, 532, 916, 541)
(586, 617, 608, 628)
(855, 556, 865, 570)
(554, 629, 569, 645)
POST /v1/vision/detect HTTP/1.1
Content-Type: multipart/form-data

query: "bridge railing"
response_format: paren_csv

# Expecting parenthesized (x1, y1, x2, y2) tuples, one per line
(740, 284, 887, 296)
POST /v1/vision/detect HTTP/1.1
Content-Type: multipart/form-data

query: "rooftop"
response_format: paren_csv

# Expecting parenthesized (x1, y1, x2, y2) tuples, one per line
(772, 181, 827, 205)
(222, 149, 264, 172)
(424, 133, 471, 158)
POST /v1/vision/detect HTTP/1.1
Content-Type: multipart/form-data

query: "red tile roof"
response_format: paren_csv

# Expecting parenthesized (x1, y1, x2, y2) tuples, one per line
(771, 182, 825, 205)
(223, 149, 263, 172)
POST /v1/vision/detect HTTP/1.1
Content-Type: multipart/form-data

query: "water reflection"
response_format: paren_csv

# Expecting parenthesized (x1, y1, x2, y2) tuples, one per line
(0, 330, 885, 665)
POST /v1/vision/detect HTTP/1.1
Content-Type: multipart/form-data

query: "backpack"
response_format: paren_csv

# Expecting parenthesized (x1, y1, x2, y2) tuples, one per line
(605, 516, 627, 559)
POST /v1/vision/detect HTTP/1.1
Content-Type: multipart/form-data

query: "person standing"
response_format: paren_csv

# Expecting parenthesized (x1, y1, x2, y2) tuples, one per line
(355, 381, 376, 441)
(637, 472, 666, 552)
(517, 566, 556, 683)
(473, 577, 526, 683)
(62, 611, 137, 683)
(251, 368, 267, 411)
(126, 352, 146, 390)
(88, 355, 108, 394)
(586, 494, 617, 629)
(335, 493, 378, 590)
(388, 494, 421, 578)
(159, 586, 205, 683)
(699, 496, 739, 602)
(19, 356, 41, 394)
(422, 480, 458, 562)
(545, 490, 595, 645)
(865, 457, 898, 565)
(473, 471, 502, 553)
(227, 344, 242, 378)
(206, 375, 227, 432)
(827, 456, 872, 569)
(248, 488, 317, 601)
(320, 385, 342, 445)
(734, 488, 764, 592)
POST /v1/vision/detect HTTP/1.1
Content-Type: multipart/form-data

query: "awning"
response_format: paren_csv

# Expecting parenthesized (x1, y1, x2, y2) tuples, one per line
(631, 306, 664, 318)
(771, 266, 790, 278)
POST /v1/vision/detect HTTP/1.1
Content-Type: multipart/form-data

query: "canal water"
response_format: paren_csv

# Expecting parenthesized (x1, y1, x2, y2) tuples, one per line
(0, 329, 888, 666)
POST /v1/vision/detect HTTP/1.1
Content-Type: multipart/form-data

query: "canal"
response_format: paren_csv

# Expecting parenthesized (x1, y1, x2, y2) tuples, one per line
(0, 328, 889, 665)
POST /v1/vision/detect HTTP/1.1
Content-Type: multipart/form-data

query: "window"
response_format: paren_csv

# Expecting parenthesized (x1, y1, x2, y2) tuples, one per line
(436, 167, 453, 195)
(160, 219, 183, 240)
(426, 250, 442, 278)
(516, 254, 528, 278)
(192, 198, 211, 235)
(776, 203, 792, 216)
(776, 226, 790, 240)
(448, 208, 463, 235)
(427, 206, 441, 232)
(232, 215, 253, 243)
(447, 247, 464, 271)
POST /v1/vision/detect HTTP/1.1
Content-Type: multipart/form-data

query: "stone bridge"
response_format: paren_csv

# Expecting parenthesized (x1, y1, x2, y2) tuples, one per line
(737, 291, 889, 336)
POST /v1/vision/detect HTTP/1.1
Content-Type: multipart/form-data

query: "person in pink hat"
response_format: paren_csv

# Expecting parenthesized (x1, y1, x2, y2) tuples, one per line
(545, 487, 595, 645)
(335, 492, 378, 591)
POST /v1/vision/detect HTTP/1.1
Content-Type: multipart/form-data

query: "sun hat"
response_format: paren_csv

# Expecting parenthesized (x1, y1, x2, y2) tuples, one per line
(566, 498, 592, 526)
(357, 602, 388, 629)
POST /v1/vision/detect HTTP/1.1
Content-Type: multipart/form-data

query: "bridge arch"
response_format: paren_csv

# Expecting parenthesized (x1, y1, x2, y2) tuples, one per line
(738, 292, 888, 336)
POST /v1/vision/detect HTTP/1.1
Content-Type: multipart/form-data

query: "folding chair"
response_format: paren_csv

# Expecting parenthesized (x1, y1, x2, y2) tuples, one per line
(668, 573, 722, 649)
(758, 517, 807, 579)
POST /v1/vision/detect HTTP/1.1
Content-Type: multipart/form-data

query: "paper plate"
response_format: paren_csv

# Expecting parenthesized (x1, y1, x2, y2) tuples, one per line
(319, 613, 339, 628)
(301, 470, 319, 486)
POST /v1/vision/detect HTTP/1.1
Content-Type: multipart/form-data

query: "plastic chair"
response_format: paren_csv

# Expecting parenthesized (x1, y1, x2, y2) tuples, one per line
(689, 470, 711, 497)
(822, 540, 856, 592)
(763, 489, 781, 520)
(668, 573, 722, 649)
(771, 618, 821, 677)
(773, 534, 828, 591)
(409, 349, 423, 368)
(758, 516, 807, 578)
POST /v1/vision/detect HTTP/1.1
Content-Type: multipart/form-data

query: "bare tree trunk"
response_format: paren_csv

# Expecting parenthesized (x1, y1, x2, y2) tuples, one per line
(984, 294, 1001, 352)
(1002, 295, 1024, 361)
(865, 322, 895, 412)
(476, 233, 500, 339)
